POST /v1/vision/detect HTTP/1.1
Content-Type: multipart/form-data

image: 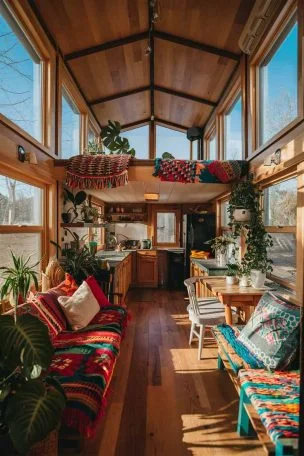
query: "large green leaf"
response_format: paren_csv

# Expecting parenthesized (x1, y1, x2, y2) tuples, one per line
(0, 314, 53, 373)
(112, 136, 130, 154)
(6, 379, 66, 454)
(74, 191, 87, 206)
(101, 120, 121, 151)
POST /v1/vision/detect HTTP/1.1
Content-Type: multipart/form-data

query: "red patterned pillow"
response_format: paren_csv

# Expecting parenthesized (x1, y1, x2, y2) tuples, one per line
(85, 276, 110, 307)
(50, 273, 78, 298)
(207, 160, 242, 183)
(18, 299, 59, 345)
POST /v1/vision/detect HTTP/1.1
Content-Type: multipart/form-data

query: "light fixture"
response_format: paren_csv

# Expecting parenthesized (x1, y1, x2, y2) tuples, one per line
(144, 192, 159, 201)
(145, 0, 160, 56)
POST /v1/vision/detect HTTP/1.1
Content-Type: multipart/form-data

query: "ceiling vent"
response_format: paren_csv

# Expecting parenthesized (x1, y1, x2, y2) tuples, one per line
(238, 0, 281, 55)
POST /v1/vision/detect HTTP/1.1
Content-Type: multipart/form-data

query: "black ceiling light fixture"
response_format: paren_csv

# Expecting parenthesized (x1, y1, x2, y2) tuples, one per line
(187, 127, 204, 160)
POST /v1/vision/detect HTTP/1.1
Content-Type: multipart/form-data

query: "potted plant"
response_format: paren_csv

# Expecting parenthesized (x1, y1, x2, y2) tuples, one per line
(237, 259, 251, 287)
(62, 246, 100, 285)
(0, 252, 40, 319)
(62, 188, 87, 223)
(228, 176, 259, 223)
(64, 228, 88, 252)
(207, 235, 236, 267)
(226, 263, 239, 285)
(0, 254, 66, 454)
(81, 203, 100, 223)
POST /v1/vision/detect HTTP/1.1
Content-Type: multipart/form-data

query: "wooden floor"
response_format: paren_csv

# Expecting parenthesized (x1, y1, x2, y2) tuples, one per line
(68, 289, 265, 456)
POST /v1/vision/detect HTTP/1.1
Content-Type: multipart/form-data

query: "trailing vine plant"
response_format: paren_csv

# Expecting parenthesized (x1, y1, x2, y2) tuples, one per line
(228, 174, 273, 275)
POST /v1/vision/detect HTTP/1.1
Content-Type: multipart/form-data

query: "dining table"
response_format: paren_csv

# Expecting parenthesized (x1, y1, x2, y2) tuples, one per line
(202, 276, 265, 324)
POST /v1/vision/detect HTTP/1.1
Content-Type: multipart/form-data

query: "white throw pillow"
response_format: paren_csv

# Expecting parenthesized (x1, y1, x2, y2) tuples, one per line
(58, 281, 100, 330)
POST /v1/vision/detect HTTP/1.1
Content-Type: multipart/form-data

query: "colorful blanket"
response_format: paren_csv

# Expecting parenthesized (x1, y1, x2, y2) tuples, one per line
(239, 369, 299, 443)
(153, 159, 248, 184)
(65, 154, 130, 190)
(48, 305, 128, 437)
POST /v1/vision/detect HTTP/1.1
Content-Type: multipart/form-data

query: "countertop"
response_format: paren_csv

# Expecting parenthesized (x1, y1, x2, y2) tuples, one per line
(97, 248, 185, 269)
(190, 258, 228, 272)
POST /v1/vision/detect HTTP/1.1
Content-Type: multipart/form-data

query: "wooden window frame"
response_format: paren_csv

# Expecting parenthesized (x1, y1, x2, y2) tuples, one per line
(0, 169, 49, 273)
(204, 122, 217, 160)
(261, 172, 297, 291)
(248, 0, 301, 159)
(153, 208, 180, 247)
(87, 115, 101, 149)
(0, 0, 56, 155)
(121, 122, 150, 160)
(58, 62, 88, 157)
(154, 122, 191, 160)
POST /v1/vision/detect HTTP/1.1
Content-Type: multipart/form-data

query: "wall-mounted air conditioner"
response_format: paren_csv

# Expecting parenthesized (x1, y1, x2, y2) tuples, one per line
(238, 0, 282, 55)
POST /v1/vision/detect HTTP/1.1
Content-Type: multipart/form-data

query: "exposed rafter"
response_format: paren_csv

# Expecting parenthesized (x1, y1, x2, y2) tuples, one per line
(149, 0, 155, 120)
(155, 86, 217, 107)
(154, 117, 188, 131)
(154, 31, 240, 61)
(89, 86, 150, 106)
(65, 32, 149, 61)
(121, 118, 151, 130)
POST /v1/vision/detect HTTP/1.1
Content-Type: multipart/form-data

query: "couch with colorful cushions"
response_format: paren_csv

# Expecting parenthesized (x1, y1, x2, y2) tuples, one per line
(16, 273, 129, 438)
(212, 291, 300, 455)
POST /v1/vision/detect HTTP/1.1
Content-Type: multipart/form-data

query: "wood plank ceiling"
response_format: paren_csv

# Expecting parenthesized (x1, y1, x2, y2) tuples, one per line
(31, 0, 254, 130)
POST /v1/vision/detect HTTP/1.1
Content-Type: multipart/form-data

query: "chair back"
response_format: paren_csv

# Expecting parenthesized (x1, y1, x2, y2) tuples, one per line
(184, 277, 202, 317)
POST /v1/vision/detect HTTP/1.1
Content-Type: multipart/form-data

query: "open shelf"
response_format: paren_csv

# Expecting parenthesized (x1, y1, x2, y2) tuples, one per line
(61, 222, 107, 228)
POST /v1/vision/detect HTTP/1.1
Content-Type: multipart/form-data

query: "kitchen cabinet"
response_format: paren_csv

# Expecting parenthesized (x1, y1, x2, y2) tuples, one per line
(136, 250, 158, 287)
(190, 259, 227, 298)
(113, 253, 133, 303)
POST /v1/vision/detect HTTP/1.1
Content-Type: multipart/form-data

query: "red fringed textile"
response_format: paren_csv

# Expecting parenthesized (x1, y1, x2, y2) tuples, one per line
(65, 154, 131, 190)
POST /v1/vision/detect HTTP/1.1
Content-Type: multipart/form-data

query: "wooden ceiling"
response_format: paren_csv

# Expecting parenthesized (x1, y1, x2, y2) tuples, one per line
(31, 0, 254, 130)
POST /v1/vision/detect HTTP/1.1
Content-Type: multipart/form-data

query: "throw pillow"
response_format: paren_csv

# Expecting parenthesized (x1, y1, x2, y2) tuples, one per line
(50, 273, 78, 298)
(238, 292, 300, 370)
(85, 276, 110, 307)
(58, 281, 100, 330)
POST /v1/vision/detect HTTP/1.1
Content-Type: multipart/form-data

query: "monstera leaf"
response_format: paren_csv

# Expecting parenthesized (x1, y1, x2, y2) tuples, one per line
(112, 136, 130, 154)
(162, 152, 175, 159)
(0, 314, 53, 375)
(5, 378, 66, 454)
(101, 120, 121, 151)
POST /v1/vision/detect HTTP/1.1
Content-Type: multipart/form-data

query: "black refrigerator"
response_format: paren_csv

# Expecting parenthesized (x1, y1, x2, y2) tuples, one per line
(183, 213, 216, 278)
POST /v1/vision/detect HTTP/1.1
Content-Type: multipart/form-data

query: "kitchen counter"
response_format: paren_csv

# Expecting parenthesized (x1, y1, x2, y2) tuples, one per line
(97, 250, 133, 269)
(190, 258, 227, 275)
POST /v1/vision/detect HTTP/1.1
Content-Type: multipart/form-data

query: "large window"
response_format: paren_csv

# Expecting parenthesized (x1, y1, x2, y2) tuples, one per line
(224, 95, 243, 160)
(0, 3, 42, 141)
(209, 132, 217, 160)
(122, 125, 149, 159)
(0, 175, 44, 281)
(264, 177, 297, 286)
(154, 210, 179, 246)
(61, 88, 80, 158)
(259, 19, 298, 145)
(156, 125, 190, 159)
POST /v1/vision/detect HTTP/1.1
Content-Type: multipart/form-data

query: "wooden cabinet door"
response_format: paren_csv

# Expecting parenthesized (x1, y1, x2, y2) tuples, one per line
(136, 252, 158, 287)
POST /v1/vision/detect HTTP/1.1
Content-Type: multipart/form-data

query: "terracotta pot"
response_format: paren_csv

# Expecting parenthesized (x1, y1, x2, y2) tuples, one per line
(232, 208, 251, 222)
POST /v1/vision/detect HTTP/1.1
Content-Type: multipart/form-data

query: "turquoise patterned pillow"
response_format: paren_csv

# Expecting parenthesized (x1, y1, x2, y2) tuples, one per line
(238, 292, 300, 370)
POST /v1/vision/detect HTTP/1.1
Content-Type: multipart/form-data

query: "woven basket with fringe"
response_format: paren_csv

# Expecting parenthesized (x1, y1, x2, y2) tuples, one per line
(27, 428, 58, 456)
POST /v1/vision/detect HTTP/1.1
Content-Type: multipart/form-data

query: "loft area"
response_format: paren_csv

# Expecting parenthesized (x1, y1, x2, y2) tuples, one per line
(0, 0, 303, 455)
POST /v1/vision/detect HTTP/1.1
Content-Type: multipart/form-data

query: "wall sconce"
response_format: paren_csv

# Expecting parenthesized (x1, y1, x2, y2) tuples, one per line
(17, 145, 38, 165)
(144, 192, 159, 201)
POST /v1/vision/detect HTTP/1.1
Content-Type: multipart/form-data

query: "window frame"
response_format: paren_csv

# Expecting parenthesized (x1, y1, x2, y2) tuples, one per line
(87, 116, 100, 149)
(0, 0, 55, 153)
(204, 122, 217, 160)
(261, 172, 297, 290)
(154, 121, 191, 160)
(222, 90, 243, 161)
(153, 208, 180, 247)
(120, 122, 150, 160)
(249, 0, 301, 157)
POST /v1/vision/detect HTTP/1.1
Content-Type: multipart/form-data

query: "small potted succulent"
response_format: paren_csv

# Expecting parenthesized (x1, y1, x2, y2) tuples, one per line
(226, 263, 239, 285)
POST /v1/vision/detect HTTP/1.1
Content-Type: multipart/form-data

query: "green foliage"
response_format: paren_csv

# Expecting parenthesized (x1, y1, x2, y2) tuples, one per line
(226, 263, 238, 277)
(101, 120, 136, 156)
(206, 235, 236, 254)
(162, 152, 175, 159)
(5, 378, 65, 454)
(63, 188, 87, 222)
(228, 175, 273, 274)
(62, 246, 100, 284)
(0, 252, 39, 306)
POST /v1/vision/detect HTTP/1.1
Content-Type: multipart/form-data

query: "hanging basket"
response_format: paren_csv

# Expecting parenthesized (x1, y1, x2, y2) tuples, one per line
(27, 428, 58, 456)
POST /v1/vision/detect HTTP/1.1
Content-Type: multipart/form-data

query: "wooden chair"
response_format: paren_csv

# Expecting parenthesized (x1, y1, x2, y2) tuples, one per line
(184, 277, 229, 360)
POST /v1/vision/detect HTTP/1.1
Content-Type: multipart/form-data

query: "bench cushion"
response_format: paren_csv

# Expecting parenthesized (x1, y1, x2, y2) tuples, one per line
(238, 292, 300, 370)
(239, 369, 299, 443)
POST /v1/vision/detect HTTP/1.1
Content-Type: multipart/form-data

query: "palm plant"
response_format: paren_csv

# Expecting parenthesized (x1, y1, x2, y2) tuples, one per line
(62, 246, 100, 284)
(0, 252, 39, 321)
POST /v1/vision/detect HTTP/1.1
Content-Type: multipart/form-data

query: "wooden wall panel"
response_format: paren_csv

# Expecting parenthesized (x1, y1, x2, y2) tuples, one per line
(69, 41, 150, 101)
(33, 0, 148, 54)
(155, 92, 212, 127)
(92, 91, 150, 127)
(155, 39, 238, 103)
(155, 0, 254, 54)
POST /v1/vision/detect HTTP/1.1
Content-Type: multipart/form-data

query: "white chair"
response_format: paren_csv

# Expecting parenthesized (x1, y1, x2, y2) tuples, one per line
(184, 277, 231, 360)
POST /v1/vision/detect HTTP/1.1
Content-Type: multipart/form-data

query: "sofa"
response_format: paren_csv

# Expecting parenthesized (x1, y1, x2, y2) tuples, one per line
(17, 274, 129, 438)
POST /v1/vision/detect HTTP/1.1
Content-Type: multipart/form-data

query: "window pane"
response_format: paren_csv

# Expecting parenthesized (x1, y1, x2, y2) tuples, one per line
(157, 212, 176, 243)
(221, 201, 229, 227)
(264, 178, 297, 226)
(61, 88, 80, 158)
(0, 176, 42, 225)
(156, 125, 190, 159)
(88, 127, 96, 144)
(0, 4, 42, 141)
(209, 133, 217, 160)
(259, 20, 298, 144)
(122, 125, 149, 159)
(268, 233, 296, 284)
(224, 95, 242, 160)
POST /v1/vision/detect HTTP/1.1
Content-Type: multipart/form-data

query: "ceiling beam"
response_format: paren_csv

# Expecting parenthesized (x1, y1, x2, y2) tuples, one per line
(154, 117, 188, 131)
(89, 86, 150, 106)
(155, 86, 217, 107)
(121, 118, 151, 130)
(148, 0, 155, 121)
(65, 31, 149, 61)
(154, 30, 240, 61)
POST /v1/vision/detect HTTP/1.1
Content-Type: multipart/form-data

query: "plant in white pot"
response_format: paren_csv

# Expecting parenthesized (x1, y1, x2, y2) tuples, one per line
(226, 263, 239, 285)
(228, 175, 259, 225)
(206, 235, 236, 267)
(237, 259, 251, 287)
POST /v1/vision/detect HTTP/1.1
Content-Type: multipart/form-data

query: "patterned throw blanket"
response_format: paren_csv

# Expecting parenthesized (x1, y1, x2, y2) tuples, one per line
(153, 158, 249, 184)
(65, 154, 131, 189)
